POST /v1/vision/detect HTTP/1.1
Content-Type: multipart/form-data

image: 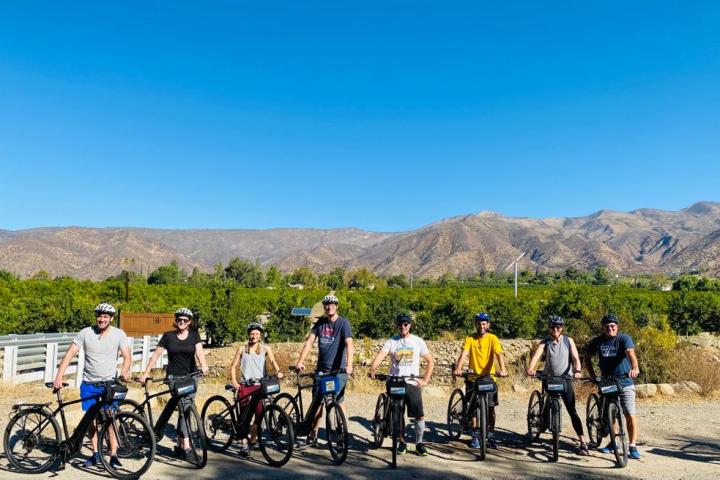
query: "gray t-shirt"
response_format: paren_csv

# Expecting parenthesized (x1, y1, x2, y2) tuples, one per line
(73, 326, 129, 382)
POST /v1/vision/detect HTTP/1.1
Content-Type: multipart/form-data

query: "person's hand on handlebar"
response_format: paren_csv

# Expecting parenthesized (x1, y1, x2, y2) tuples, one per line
(496, 370, 508, 378)
(629, 367, 640, 379)
(138, 374, 148, 384)
(526, 368, 536, 377)
(368, 368, 376, 380)
(294, 361, 305, 372)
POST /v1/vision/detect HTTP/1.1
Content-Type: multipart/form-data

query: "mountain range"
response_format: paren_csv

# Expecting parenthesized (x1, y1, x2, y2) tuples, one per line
(1, 201, 719, 280)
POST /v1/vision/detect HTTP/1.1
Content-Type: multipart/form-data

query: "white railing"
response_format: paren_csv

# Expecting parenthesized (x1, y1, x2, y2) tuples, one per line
(0, 332, 168, 386)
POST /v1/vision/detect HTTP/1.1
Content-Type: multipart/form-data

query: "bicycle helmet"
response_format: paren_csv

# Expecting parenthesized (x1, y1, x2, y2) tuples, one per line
(321, 294, 339, 305)
(547, 315, 565, 327)
(246, 322, 265, 333)
(94, 302, 116, 316)
(395, 312, 413, 324)
(474, 312, 491, 322)
(174, 307, 194, 319)
(601, 313, 619, 325)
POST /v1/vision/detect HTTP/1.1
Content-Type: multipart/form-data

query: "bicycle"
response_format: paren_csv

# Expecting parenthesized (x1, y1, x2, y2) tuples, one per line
(526, 373, 570, 462)
(200, 375, 294, 467)
(584, 374, 629, 468)
(119, 371, 207, 468)
(370, 374, 418, 469)
(446, 371, 500, 460)
(3, 380, 155, 480)
(273, 367, 348, 465)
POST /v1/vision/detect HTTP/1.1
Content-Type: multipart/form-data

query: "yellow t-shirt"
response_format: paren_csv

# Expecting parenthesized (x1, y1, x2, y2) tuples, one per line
(463, 333, 503, 374)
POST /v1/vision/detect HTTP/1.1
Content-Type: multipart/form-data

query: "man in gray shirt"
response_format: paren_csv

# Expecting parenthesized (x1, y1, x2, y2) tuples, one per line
(54, 302, 131, 468)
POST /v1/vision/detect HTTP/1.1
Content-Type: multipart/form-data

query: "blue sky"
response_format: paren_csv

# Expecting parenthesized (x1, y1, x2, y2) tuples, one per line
(1, 1, 718, 232)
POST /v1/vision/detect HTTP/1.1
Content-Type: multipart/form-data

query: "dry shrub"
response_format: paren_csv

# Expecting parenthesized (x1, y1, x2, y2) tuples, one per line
(676, 347, 720, 397)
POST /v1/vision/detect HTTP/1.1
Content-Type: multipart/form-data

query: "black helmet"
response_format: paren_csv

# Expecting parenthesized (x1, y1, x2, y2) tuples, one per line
(395, 312, 413, 324)
(601, 313, 619, 325)
(474, 312, 491, 322)
(547, 315, 564, 327)
(246, 322, 265, 333)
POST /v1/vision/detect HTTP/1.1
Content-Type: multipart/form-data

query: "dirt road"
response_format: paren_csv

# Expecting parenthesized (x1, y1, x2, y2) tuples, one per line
(1, 383, 718, 479)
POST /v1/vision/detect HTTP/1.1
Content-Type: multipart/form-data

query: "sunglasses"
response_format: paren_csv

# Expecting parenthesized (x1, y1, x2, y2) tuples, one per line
(603, 324, 618, 328)
(176, 317, 192, 324)
(549, 325, 563, 330)
(397, 322, 412, 327)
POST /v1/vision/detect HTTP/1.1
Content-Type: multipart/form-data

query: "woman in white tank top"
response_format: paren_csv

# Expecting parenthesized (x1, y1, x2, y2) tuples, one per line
(229, 322, 283, 453)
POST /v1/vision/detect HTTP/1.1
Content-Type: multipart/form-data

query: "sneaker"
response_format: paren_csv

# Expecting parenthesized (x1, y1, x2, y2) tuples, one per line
(598, 442, 615, 454)
(239, 443, 250, 456)
(109, 456, 122, 469)
(629, 446, 641, 459)
(83, 452, 99, 467)
(397, 442, 407, 455)
(578, 443, 590, 456)
(185, 448, 200, 464)
(415, 443, 428, 456)
(488, 437, 498, 449)
(173, 446, 186, 459)
(469, 436, 481, 449)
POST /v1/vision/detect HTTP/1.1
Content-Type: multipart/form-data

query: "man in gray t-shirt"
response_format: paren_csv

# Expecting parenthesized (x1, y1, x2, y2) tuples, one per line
(54, 303, 131, 468)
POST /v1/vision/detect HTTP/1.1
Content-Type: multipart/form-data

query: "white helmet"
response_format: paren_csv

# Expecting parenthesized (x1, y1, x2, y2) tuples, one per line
(321, 294, 339, 305)
(175, 307, 194, 319)
(94, 303, 116, 316)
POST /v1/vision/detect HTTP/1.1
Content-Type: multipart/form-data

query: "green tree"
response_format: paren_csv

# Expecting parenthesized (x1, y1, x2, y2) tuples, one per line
(224, 258, 265, 288)
(147, 261, 187, 285)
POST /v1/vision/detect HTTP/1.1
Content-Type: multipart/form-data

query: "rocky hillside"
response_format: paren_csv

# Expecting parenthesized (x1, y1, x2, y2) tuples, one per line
(1, 202, 719, 279)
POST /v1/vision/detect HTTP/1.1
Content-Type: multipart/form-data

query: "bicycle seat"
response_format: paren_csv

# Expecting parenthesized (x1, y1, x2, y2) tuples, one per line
(45, 382, 69, 388)
(225, 384, 235, 391)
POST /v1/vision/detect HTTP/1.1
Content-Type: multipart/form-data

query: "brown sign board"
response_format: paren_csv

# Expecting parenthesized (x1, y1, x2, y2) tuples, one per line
(119, 312, 175, 337)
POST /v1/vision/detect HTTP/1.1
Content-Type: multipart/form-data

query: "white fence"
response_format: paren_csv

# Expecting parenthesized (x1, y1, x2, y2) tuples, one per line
(0, 332, 167, 386)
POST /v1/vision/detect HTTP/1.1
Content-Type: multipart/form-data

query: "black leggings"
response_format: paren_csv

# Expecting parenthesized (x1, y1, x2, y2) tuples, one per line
(544, 378, 583, 437)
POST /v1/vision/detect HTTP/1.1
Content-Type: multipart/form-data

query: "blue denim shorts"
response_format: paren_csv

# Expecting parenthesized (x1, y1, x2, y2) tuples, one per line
(80, 382, 118, 411)
(312, 372, 348, 403)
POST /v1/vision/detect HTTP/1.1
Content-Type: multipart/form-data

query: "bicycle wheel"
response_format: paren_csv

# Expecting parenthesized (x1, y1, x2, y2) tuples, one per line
(608, 402, 628, 468)
(446, 388, 465, 441)
(201, 395, 235, 452)
(550, 398, 561, 462)
(325, 401, 348, 465)
(477, 395, 488, 461)
(258, 403, 294, 467)
(391, 401, 402, 469)
(273, 393, 300, 427)
(3, 408, 60, 473)
(585, 393, 602, 447)
(183, 402, 208, 468)
(526, 390, 542, 442)
(371, 393, 387, 448)
(98, 410, 156, 480)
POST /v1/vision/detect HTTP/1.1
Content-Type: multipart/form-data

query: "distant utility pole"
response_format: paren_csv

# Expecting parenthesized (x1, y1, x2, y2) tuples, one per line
(410, 272, 414, 291)
(505, 252, 526, 299)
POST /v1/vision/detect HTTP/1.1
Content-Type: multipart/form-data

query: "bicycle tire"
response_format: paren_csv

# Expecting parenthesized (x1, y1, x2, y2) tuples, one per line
(446, 388, 465, 441)
(325, 401, 348, 465)
(258, 403, 294, 467)
(200, 395, 235, 452)
(3, 408, 60, 473)
(391, 401, 403, 469)
(608, 401, 628, 468)
(371, 393, 387, 448)
(526, 390, 542, 442)
(585, 393, 602, 447)
(550, 398, 560, 462)
(273, 393, 300, 428)
(183, 402, 207, 468)
(478, 395, 487, 461)
(98, 410, 156, 480)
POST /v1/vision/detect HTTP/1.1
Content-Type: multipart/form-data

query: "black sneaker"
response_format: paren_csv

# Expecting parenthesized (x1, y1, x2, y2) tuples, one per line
(397, 442, 407, 455)
(488, 437, 499, 449)
(83, 452, 99, 467)
(415, 443, 428, 456)
(173, 446, 186, 459)
(109, 456, 122, 469)
(185, 449, 200, 464)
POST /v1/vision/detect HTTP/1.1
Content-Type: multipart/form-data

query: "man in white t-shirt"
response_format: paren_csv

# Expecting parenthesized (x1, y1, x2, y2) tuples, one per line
(369, 312, 434, 457)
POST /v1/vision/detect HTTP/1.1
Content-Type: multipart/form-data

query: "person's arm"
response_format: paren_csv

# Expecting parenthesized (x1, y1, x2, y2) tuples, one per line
(119, 341, 132, 381)
(53, 343, 80, 389)
(368, 349, 389, 379)
(583, 351, 596, 379)
(195, 342, 210, 375)
(294, 332, 317, 371)
(265, 346, 283, 379)
(526, 342, 545, 376)
(230, 346, 243, 390)
(454, 349, 469, 376)
(344, 337, 354, 375)
(139, 346, 164, 383)
(568, 338, 583, 379)
(418, 352, 434, 386)
(495, 351, 508, 377)
(626, 348, 640, 379)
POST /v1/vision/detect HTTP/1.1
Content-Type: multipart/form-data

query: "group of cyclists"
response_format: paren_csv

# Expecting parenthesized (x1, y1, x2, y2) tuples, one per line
(10, 294, 642, 476)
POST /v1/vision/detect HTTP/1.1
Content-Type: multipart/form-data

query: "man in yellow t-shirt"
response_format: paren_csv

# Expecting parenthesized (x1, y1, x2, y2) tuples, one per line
(453, 312, 507, 449)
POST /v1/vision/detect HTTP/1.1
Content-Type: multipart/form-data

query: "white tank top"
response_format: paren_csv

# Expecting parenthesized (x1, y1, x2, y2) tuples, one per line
(240, 343, 265, 382)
